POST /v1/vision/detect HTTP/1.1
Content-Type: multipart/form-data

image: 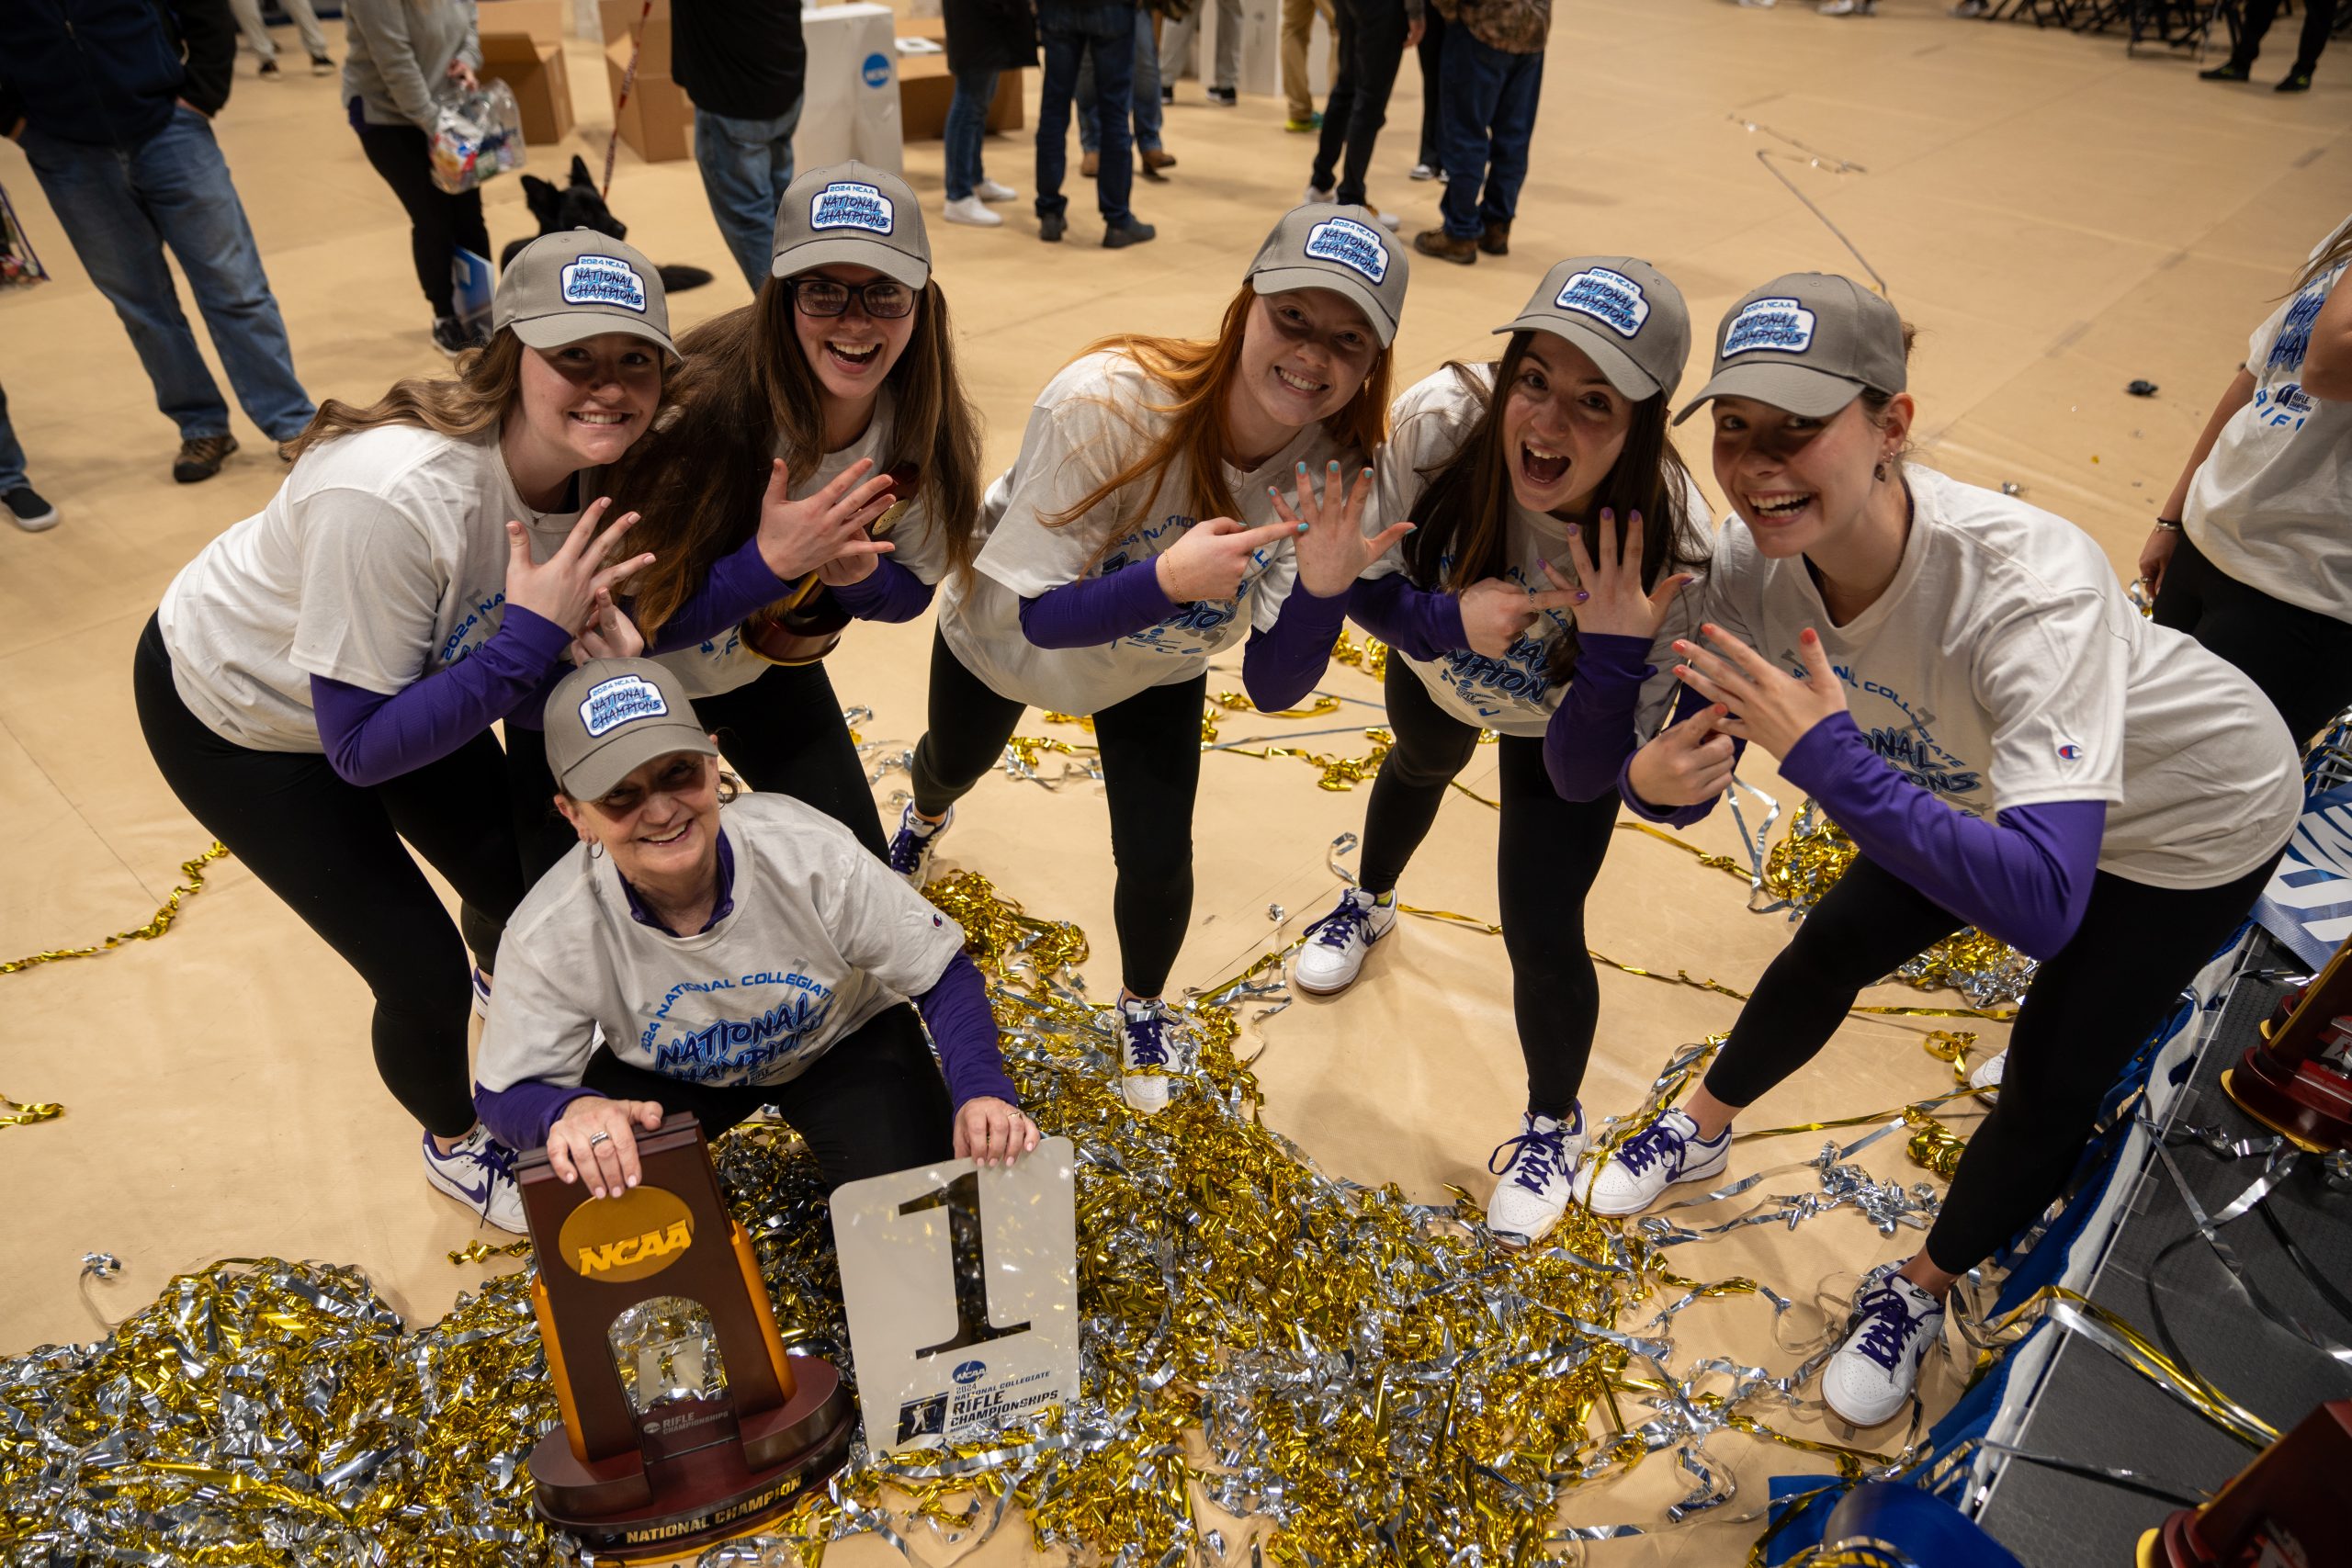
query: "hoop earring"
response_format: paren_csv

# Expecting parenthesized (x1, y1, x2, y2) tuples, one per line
(588, 840, 605, 860)
(1873, 459, 1890, 482)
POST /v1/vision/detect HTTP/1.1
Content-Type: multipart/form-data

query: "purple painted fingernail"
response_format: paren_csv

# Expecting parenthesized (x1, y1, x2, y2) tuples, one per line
(1566, 524, 1579, 536)
(1575, 591, 1589, 603)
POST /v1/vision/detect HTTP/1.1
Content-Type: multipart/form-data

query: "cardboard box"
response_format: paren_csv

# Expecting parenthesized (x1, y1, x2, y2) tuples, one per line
(476, 0, 569, 48)
(892, 19, 1023, 141)
(604, 40, 691, 164)
(480, 33, 574, 146)
(597, 0, 673, 74)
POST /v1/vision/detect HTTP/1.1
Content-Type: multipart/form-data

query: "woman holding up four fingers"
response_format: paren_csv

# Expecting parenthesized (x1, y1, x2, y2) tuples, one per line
(1293, 257, 1713, 1246)
(888, 205, 1413, 1114)
(1568, 274, 2302, 1427)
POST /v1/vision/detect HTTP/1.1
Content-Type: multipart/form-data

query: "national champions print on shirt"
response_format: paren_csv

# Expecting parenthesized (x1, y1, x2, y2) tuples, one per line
(1555, 267, 1650, 339)
(640, 971, 838, 1085)
(811, 181, 895, 235)
(1304, 218, 1390, 284)
(560, 254, 649, 313)
(1723, 297, 1816, 356)
(581, 672, 668, 735)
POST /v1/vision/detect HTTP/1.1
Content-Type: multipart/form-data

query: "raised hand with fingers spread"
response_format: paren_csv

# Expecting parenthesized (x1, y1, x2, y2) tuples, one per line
(1670, 622, 1849, 758)
(1153, 514, 1305, 603)
(505, 496, 656, 637)
(755, 457, 900, 582)
(1270, 459, 1416, 598)
(1547, 507, 1697, 640)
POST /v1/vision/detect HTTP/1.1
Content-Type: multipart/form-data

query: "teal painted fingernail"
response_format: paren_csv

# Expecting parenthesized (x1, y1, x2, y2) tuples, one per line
(1295, 522, 1310, 533)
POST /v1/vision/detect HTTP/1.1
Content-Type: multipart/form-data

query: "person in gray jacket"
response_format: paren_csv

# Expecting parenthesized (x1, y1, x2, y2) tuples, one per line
(344, 0, 492, 354)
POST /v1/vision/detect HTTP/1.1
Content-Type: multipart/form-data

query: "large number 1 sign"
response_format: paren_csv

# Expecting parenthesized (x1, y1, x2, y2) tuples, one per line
(831, 1138, 1080, 1455)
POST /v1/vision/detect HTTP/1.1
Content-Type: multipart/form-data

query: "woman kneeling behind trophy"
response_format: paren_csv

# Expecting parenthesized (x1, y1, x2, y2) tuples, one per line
(473, 656, 1037, 1219)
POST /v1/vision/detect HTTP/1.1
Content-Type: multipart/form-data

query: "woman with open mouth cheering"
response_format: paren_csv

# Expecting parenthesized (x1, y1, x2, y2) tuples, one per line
(1289, 256, 1713, 1249)
(888, 205, 1413, 1116)
(1567, 273, 2301, 1429)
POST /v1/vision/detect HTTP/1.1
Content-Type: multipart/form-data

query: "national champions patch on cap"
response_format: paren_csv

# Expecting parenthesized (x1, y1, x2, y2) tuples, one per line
(1722, 296, 1816, 356)
(580, 673, 669, 737)
(1303, 217, 1390, 284)
(1553, 266, 1650, 340)
(810, 181, 895, 236)
(560, 254, 649, 314)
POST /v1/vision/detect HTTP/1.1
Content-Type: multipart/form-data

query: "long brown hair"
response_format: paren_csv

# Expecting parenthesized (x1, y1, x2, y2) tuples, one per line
(283, 331, 531, 459)
(1050, 284, 1393, 553)
(2290, 213, 2352, 295)
(1401, 335, 1707, 681)
(615, 276, 985, 640)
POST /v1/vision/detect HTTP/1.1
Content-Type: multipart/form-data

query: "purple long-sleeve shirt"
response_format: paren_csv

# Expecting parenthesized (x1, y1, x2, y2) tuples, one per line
(1347, 571, 1469, 663)
(471, 948, 1014, 1151)
(831, 558, 935, 623)
(1015, 563, 1353, 715)
(1534, 631, 1734, 828)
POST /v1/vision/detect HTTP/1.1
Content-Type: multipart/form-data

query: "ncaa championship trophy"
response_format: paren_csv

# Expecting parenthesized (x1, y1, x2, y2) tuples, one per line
(519, 1113, 853, 1558)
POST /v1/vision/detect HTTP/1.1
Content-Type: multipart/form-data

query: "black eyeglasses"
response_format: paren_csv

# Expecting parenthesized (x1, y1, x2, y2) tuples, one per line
(789, 276, 916, 320)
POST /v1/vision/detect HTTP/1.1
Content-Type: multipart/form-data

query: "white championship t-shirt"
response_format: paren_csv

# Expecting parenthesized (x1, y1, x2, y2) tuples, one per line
(2184, 215, 2352, 625)
(1360, 365, 1711, 739)
(660, 389, 956, 698)
(1702, 466, 2301, 890)
(935, 349, 1357, 716)
(158, 424, 589, 751)
(475, 792, 970, 1095)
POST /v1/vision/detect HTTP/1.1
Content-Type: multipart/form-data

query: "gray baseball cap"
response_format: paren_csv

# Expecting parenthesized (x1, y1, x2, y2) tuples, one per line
(1247, 203, 1409, 346)
(1675, 272, 1905, 424)
(1496, 257, 1690, 402)
(495, 230, 676, 359)
(772, 162, 931, 288)
(543, 659, 718, 801)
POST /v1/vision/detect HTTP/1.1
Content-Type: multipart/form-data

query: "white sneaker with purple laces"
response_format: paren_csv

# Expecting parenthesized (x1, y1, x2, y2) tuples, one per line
(887, 803, 953, 886)
(1486, 1107, 1588, 1244)
(1575, 1107, 1732, 1216)
(1292, 888, 1397, 996)
(1822, 1261, 1944, 1427)
(1117, 997, 1174, 1115)
(422, 1125, 527, 1233)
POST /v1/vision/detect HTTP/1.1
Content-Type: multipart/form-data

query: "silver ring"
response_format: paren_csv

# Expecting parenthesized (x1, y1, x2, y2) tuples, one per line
(587, 1131, 612, 1147)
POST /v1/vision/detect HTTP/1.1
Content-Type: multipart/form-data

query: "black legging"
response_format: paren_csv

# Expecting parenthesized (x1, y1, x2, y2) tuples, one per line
(2231, 0, 2337, 73)
(353, 113, 491, 318)
(1311, 0, 1411, 209)
(132, 615, 526, 1138)
(2153, 528, 2352, 746)
(582, 1002, 954, 1190)
(1359, 661, 1621, 1118)
(503, 660, 890, 883)
(908, 629, 1204, 998)
(1704, 849, 2282, 1274)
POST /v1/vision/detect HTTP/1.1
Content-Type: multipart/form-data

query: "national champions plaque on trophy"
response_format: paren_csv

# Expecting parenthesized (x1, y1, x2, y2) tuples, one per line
(518, 1113, 854, 1559)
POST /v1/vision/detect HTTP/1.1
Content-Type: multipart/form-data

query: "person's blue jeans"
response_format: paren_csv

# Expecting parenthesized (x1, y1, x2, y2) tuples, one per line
(694, 101, 803, 294)
(1035, 4, 1136, 225)
(0, 383, 29, 494)
(1437, 31, 1543, 240)
(1078, 7, 1162, 155)
(945, 67, 1001, 201)
(19, 107, 313, 443)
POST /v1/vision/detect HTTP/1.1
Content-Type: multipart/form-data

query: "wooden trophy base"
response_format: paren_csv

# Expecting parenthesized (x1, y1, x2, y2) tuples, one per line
(2222, 1043, 2352, 1154)
(530, 1355, 854, 1561)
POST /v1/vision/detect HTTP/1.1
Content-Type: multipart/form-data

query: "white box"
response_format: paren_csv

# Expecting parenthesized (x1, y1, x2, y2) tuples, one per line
(800, 4, 906, 175)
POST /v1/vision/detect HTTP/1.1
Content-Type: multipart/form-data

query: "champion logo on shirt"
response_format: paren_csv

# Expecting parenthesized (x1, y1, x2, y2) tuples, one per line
(1722, 297, 1816, 356)
(1555, 267, 1650, 339)
(2057, 742, 2085, 761)
(581, 673, 668, 736)
(560, 254, 649, 313)
(810, 182, 894, 234)
(1304, 218, 1391, 284)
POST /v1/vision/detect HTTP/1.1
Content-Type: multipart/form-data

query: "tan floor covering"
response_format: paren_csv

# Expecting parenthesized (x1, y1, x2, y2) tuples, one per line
(2, 2, 2347, 1561)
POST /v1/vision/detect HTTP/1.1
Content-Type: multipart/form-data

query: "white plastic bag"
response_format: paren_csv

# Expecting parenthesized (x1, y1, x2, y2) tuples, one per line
(429, 79, 526, 195)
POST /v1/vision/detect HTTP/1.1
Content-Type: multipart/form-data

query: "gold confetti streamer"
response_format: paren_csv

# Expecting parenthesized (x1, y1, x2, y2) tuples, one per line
(1, 841, 229, 976)
(0, 1094, 62, 1128)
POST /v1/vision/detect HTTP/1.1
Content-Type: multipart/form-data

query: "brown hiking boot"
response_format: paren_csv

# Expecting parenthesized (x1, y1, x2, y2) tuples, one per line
(1081, 151, 1100, 178)
(173, 434, 239, 484)
(1140, 147, 1177, 179)
(1413, 228, 1477, 265)
(1479, 221, 1510, 256)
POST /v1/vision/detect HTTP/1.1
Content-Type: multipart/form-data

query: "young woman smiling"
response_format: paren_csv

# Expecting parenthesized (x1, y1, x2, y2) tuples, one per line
(1293, 257, 1712, 1247)
(1566, 273, 2302, 1427)
(889, 205, 1413, 1115)
(134, 236, 820, 1232)
(473, 658, 1036, 1215)
(605, 163, 984, 861)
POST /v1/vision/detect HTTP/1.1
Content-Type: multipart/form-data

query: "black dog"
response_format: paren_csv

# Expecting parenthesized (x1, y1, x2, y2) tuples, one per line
(499, 154, 715, 294)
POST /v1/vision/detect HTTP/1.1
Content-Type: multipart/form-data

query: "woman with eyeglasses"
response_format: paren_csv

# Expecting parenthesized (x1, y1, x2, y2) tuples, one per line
(593, 163, 985, 862)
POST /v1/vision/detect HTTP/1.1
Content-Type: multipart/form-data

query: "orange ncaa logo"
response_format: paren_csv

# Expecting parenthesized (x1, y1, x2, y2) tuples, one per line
(556, 1184, 696, 1283)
